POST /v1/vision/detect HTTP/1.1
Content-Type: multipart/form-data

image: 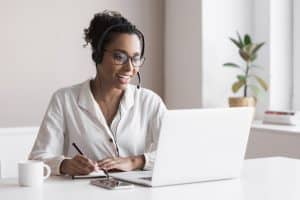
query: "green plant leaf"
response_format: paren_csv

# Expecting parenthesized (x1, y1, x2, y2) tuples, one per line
(244, 44, 250, 53)
(242, 43, 264, 61)
(250, 54, 257, 62)
(254, 75, 268, 90)
(237, 75, 246, 81)
(223, 62, 241, 68)
(252, 42, 265, 55)
(240, 44, 258, 62)
(232, 79, 245, 93)
(239, 49, 250, 62)
(244, 44, 255, 55)
(244, 34, 252, 45)
(229, 37, 242, 48)
(237, 32, 243, 47)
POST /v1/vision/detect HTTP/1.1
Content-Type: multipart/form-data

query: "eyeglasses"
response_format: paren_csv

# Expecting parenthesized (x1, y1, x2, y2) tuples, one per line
(104, 49, 145, 68)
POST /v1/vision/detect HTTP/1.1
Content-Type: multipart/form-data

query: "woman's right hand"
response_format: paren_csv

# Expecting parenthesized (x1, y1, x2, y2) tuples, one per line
(60, 154, 97, 176)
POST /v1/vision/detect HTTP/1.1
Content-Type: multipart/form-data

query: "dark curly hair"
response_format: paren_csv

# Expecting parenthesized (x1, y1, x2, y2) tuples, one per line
(84, 10, 144, 66)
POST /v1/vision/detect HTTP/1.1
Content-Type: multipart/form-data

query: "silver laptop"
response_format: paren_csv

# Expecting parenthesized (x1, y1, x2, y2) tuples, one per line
(111, 107, 254, 187)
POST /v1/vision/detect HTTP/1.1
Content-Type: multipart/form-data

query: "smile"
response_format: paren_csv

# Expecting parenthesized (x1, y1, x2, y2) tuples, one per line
(117, 74, 132, 84)
(117, 74, 132, 79)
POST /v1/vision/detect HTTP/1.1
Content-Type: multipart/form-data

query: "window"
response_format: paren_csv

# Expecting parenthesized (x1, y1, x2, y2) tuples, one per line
(293, 0, 300, 110)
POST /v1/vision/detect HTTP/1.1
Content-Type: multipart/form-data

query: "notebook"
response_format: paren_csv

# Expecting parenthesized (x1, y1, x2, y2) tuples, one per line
(72, 170, 106, 179)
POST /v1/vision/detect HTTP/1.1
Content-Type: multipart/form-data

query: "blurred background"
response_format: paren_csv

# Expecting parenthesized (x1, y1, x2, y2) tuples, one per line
(0, 0, 298, 127)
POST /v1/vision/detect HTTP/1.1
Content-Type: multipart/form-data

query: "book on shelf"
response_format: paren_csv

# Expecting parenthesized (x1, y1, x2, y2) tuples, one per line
(263, 110, 300, 125)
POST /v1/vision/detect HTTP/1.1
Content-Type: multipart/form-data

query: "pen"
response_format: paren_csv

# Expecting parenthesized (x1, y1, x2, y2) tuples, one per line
(102, 168, 110, 180)
(72, 142, 110, 179)
(72, 142, 84, 155)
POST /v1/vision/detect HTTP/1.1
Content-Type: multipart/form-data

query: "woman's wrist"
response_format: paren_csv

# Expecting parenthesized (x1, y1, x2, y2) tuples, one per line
(59, 158, 70, 175)
(131, 155, 145, 170)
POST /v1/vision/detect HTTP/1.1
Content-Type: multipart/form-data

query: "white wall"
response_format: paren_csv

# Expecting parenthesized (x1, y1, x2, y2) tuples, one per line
(0, 0, 164, 127)
(164, 0, 202, 109)
(201, 0, 253, 108)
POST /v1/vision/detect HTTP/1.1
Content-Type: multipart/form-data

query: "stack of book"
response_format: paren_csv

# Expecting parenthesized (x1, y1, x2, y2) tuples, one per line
(263, 110, 300, 125)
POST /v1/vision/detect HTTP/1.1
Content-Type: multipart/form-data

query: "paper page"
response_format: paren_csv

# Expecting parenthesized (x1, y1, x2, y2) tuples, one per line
(72, 170, 106, 179)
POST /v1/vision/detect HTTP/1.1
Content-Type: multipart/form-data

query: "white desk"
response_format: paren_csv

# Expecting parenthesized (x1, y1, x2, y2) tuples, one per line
(1, 157, 300, 200)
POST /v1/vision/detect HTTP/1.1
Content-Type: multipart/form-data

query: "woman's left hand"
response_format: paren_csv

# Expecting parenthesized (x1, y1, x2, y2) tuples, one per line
(96, 155, 145, 171)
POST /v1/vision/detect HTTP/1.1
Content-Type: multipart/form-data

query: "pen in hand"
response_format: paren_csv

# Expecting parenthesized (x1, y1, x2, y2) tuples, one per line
(102, 168, 110, 180)
(72, 142, 83, 155)
(72, 142, 110, 179)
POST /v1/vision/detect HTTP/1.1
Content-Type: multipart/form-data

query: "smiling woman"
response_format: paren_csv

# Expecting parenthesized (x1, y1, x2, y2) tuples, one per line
(29, 10, 167, 176)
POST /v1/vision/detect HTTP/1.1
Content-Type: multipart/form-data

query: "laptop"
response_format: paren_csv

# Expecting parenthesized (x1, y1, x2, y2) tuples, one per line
(111, 107, 254, 187)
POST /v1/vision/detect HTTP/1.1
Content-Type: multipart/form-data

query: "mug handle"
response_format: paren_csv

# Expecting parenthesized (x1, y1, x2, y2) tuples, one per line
(43, 164, 51, 180)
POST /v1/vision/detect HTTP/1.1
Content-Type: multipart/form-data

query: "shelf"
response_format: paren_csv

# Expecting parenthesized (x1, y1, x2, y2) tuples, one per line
(252, 120, 300, 134)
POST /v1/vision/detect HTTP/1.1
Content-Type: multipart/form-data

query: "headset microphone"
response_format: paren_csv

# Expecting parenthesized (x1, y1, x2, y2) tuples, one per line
(137, 72, 141, 89)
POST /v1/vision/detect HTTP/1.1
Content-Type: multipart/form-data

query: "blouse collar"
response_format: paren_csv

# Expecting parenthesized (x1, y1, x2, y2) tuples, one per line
(78, 79, 135, 117)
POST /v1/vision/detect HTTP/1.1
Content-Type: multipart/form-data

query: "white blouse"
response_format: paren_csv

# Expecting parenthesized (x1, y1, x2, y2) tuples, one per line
(29, 80, 167, 175)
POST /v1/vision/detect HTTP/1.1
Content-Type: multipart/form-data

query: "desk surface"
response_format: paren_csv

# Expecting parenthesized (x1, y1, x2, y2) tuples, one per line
(1, 157, 300, 200)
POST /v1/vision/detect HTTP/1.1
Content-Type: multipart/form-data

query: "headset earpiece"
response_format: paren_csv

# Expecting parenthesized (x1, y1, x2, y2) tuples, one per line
(92, 52, 101, 65)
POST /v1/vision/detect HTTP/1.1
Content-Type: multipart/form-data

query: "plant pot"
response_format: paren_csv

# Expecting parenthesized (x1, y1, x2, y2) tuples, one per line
(228, 97, 256, 107)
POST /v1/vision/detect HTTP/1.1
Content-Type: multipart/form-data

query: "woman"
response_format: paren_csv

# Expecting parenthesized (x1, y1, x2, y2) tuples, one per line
(29, 10, 166, 176)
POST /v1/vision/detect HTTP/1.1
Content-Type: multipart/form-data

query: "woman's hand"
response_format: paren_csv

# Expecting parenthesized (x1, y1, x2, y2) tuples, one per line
(60, 154, 98, 176)
(97, 155, 145, 172)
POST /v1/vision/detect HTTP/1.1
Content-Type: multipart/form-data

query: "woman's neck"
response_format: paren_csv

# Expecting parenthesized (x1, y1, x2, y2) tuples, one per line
(90, 75, 124, 126)
(90, 75, 123, 104)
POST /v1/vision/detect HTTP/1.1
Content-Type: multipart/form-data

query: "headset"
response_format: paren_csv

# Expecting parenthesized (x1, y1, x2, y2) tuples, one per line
(92, 23, 145, 89)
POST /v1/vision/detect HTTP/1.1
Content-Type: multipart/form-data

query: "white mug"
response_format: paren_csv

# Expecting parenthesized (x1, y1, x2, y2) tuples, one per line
(18, 160, 51, 187)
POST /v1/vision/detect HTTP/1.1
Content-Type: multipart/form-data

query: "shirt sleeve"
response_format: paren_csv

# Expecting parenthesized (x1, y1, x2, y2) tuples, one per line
(29, 91, 69, 175)
(143, 95, 167, 170)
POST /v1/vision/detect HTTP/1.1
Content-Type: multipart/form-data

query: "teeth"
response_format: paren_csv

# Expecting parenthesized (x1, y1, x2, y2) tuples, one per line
(118, 75, 130, 78)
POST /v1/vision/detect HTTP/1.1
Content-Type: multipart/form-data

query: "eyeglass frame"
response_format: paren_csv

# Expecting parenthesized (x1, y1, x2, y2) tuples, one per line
(103, 49, 146, 68)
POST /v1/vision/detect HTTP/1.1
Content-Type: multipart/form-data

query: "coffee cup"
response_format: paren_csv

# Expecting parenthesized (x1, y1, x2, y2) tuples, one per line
(18, 160, 51, 187)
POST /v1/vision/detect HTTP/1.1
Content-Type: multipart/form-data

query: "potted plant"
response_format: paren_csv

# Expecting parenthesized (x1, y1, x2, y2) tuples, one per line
(223, 32, 268, 107)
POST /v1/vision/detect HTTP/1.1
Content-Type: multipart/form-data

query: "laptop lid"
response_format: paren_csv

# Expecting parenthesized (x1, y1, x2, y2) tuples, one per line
(150, 107, 254, 186)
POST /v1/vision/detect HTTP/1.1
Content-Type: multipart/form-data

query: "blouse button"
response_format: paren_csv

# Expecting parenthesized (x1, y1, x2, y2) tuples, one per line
(109, 138, 113, 143)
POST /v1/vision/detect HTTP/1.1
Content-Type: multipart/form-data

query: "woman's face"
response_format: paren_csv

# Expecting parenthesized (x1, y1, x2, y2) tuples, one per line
(97, 33, 142, 90)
